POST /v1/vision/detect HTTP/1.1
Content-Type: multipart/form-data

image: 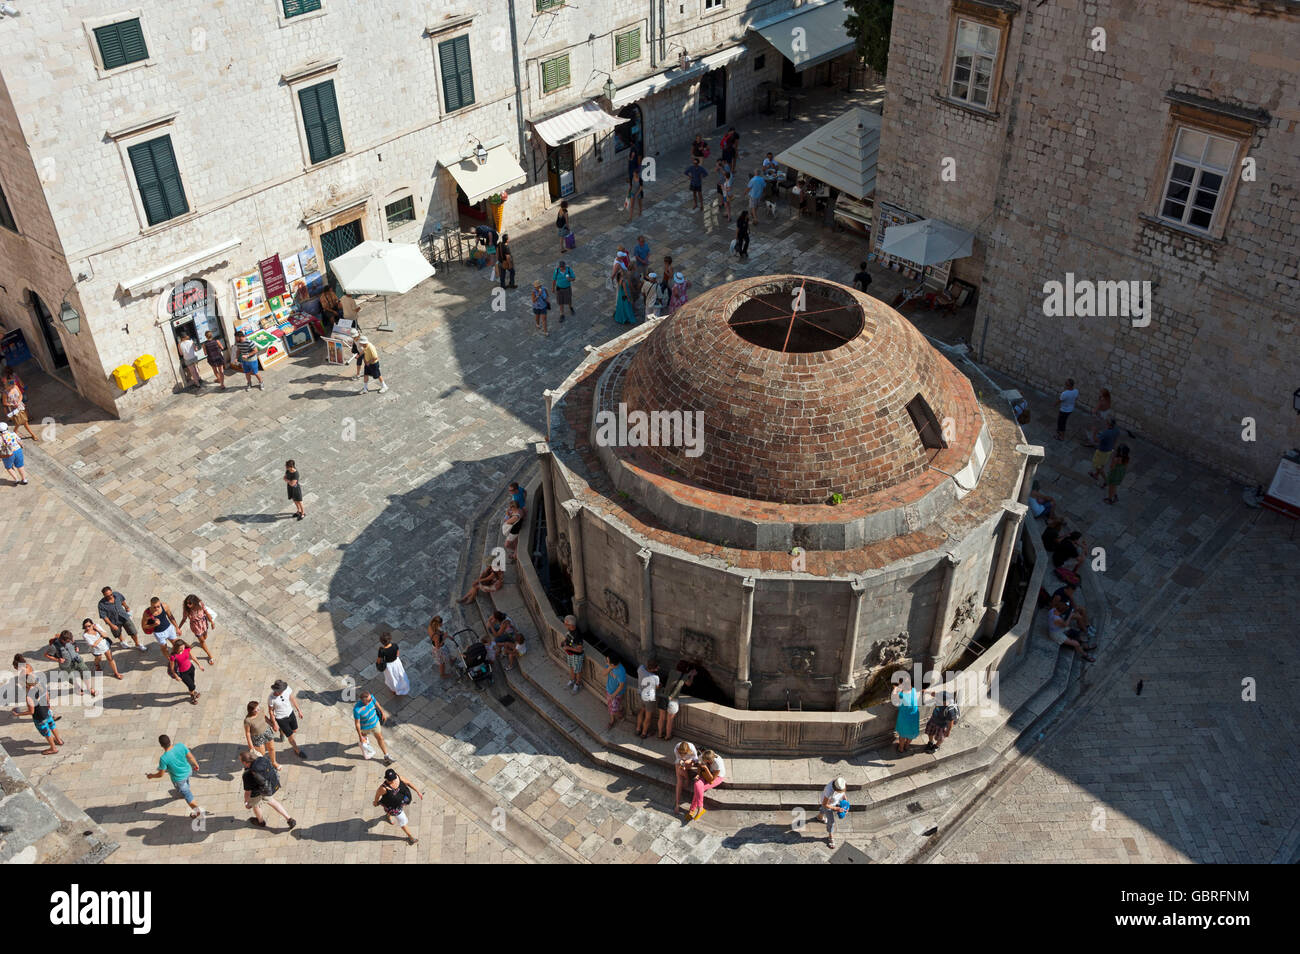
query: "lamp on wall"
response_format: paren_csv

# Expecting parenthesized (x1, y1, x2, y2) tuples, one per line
(593, 71, 618, 102)
(473, 142, 488, 166)
(56, 272, 88, 335)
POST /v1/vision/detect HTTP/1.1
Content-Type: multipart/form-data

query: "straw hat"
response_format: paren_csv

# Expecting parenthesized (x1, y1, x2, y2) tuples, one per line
(673, 272, 685, 284)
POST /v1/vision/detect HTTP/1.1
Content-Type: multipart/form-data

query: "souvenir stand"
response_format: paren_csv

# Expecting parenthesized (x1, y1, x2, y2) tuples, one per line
(871, 202, 952, 290)
(230, 246, 325, 371)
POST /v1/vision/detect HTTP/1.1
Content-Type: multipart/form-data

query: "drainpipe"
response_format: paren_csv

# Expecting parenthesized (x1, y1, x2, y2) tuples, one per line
(658, 0, 665, 61)
(505, 0, 529, 175)
(649, 0, 657, 68)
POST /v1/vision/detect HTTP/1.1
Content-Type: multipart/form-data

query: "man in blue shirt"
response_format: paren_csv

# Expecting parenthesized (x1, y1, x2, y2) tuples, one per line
(146, 734, 203, 818)
(353, 690, 393, 765)
(552, 259, 576, 319)
(633, 236, 651, 271)
(603, 655, 627, 729)
(509, 481, 526, 510)
(747, 171, 767, 220)
(683, 158, 707, 210)
(1089, 418, 1121, 482)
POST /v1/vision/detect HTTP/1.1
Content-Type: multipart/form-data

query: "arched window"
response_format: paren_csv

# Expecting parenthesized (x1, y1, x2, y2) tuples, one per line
(906, 394, 947, 450)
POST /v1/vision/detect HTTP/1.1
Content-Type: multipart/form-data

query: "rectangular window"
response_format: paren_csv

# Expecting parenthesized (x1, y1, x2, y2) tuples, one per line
(542, 54, 571, 94)
(949, 17, 999, 108)
(615, 28, 641, 66)
(1159, 127, 1236, 232)
(536, 0, 565, 9)
(438, 35, 476, 113)
(704, 0, 725, 9)
(282, 0, 323, 17)
(299, 80, 346, 164)
(0, 183, 16, 233)
(94, 18, 149, 71)
(127, 136, 189, 226)
(385, 196, 416, 229)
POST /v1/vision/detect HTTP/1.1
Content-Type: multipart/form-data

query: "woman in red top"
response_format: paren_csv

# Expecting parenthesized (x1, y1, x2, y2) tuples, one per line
(167, 639, 204, 704)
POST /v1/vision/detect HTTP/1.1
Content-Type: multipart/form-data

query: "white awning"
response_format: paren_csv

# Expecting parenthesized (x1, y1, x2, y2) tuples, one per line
(610, 46, 747, 108)
(531, 101, 628, 148)
(436, 144, 527, 205)
(751, 0, 854, 72)
(119, 237, 242, 297)
(775, 107, 881, 199)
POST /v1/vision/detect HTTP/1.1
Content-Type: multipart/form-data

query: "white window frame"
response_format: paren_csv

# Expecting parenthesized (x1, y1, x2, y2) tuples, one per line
(703, 0, 726, 12)
(948, 16, 999, 110)
(106, 114, 198, 235)
(1157, 126, 1238, 234)
(83, 11, 156, 80)
(282, 61, 351, 172)
(277, 0, 328, 29)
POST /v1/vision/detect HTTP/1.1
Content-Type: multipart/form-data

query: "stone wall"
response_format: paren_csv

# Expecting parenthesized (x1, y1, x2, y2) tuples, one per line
(878, 0, 1300, 483)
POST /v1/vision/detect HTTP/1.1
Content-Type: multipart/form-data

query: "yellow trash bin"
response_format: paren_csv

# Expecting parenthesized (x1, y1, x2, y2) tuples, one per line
(133, 354, 159, 382)
(111, 364, 139, 391)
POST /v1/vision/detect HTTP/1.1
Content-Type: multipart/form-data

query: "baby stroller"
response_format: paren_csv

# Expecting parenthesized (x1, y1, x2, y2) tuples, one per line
(450, 628, 493, 691)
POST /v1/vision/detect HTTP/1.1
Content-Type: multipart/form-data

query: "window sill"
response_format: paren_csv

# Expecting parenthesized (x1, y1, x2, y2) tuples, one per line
(932, 93, 1000, 120)
(138, 208, 203, 237)
(302, 151, 353, 174)
(95, 58, 154, 82)
(1137, 213, 1227, 247)
(279, 9, 328, 29)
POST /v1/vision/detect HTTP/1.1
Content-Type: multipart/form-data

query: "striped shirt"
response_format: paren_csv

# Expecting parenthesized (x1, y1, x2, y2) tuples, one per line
(236, 339, 256, 361)
(353, 698, 380, 731)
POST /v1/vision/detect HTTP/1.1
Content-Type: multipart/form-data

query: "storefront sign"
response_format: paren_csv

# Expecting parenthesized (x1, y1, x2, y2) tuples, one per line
(168, 279, 211, 319)
(258, 255, 288, 298)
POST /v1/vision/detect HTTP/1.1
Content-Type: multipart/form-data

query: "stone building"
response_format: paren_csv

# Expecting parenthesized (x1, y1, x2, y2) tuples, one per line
(875, 0, 1299, 484)
(0, 0, 859, 420)
(535, 275, 1034, 740)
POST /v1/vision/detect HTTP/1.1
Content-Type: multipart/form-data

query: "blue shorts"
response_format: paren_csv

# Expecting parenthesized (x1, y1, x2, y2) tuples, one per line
(2, 449, 23, 470)
(35, 716, 56, 737)
(173, 778, 194, 803)
(240, 360, 259, 374)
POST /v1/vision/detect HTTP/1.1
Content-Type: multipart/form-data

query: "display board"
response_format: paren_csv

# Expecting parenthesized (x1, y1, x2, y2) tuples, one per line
(872, 202, 952, 288)
(1263, 457, 1300, 519)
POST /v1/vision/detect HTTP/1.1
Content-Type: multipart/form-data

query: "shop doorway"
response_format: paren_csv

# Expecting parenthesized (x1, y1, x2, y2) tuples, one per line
(167, 278, 224, 370)
(456, 183, 487, 224)
(29, 292, 69, 370)
(701, 68, 727, 126)
(321, 219, 364, 292)
(614, 104, 643, 157)
(546, 142, 575, 201)
(781, 58, 804, 89)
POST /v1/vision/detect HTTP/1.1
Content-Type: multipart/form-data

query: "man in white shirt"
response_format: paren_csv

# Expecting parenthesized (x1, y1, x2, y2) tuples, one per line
(1056, 378, 1079, 441)
(268, 680, 307, 759)
(819, 777, 848, 847)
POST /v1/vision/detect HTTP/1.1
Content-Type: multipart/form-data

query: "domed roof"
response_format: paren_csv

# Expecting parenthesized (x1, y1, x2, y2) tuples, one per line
(619, 276, 965, 506)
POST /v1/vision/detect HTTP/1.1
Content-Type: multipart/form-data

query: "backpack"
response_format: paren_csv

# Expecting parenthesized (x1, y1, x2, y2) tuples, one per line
(250, 756, 280, 796)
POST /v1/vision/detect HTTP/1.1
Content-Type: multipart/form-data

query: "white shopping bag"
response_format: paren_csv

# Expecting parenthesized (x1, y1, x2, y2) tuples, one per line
(361, 740, 376, 760)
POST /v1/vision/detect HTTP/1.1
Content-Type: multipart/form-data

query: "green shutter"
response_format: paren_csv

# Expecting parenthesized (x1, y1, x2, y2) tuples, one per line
(542, 55, 569, 93)
(128, 137, 188, 226)
(300, 81, 345, 163)
(536, 0, 565, 10)
(616, 29, 640, 66)
(283, 0, 323, 18)
(94, 19, 149, 71)
(439, 36, 474, 112)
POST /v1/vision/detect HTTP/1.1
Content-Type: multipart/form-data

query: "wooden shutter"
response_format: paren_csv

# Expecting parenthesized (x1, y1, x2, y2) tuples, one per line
(95, 19, 148, 70)
(318, 81, 345, 157)
(129, 137, 187, 226)
(439, 36, 474, 112)
(616, 29, 640, 66)
(543, 55, 569, 93)
(283, 0, 323, 17)
(454, 36, 475, 109)
(300, 81, 344, 163)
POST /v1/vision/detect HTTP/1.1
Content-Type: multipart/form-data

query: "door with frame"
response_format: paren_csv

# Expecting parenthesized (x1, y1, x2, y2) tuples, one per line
(320, 219, 365, 294)
(546, 142, 575, 201)
(29, 291, 70, 372)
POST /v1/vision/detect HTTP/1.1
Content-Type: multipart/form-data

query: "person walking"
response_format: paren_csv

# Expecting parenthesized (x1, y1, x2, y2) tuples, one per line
(176, 332, 203, 389)
(1088, 419, 1120, 483)
(1055, 378, 1079, 441)
(357, 337, 388, 393)
(925, 692, 961, 753)
(691, 134, 709, 160)
(603, 654, 627, 729)
(639, 271, 660, 319)
(892, 678, 921, 753)
(633, 235, 651, 273)
(284, 459, 305, 520)
(143, 597, 180, 661)
(688, 749, 725, 821)
(531, 281, 551, 337)
(668, 272, 690, 315)
(720, 127, 739, 167)
(627, 147, 642, 186)
(561, 615, 585, 694)
(44, 631, 97, 697)
(377, 632, 410, 697)
(684, 157, 708, 210)
(82, 618, 122, 680)
(167, 638, 203, 704)
(626, 170, 644, 221)
(496, 233, 516, 289)
(1084, 388, 1113, 446)
(348, 329, 364, 380)
(97, 585, 142, 649)
(551, 260, 575, 321)
(1104, 445, 1130, 504)
(613, 268, 638, 326)
(715, 160, 732, 221)
(233, 331, 264, 391)
(374, 767, 423, 845)
(13, 675, 63, 755)
(635, 659, 660, 739)
(852, 261, 873, 294)
(3, 368, 39, 440)
(819, 777, 849, 848)
(747, 170, 766, 221)
(353, 689, 393, 765)
(0, 423, 28, 486)
(734, 210, 750, 259)
(671, 740, 699, 816)
(147, 735, 204, 818)
(555, 200, 573, 252)
(268, 680, 308, 759)
(180, 594, 216, 664)
(202, 331, 227, 389)
(244, 700, 281, 769)
(428, 615, 452, 680)
(240, 749, 296, 830)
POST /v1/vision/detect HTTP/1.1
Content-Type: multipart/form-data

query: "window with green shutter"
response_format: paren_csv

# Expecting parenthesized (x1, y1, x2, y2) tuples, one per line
(438, 36, 476, 113)
(0, 183, 17, 233)
(385, 196, 416, 229)
(541, 55, 570, 94)
(94, 19, 149, 71)
(283, 0, 323, 18)
(615, 28, 641, 66)
(536, 0, 565, 11)
(127, 136, 189, 227)
(299, 80, 346, 164)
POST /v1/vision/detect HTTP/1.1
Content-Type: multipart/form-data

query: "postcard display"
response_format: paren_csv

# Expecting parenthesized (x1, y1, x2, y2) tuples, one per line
(870, 202, 952, 289)
(230, 247, 323, 369)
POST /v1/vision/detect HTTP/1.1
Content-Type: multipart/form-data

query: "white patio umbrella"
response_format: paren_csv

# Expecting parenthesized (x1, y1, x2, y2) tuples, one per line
(327, 241, 435, 332)
(879, 219, 974, 267)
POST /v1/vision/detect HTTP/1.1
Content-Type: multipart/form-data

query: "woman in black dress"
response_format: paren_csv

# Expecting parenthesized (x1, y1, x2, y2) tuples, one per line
(284, 459, 304, 520)
(734, 210, 750, 259)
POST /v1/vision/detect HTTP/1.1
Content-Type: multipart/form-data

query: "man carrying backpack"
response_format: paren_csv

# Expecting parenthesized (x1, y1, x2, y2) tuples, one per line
(240, 749, 296, 830)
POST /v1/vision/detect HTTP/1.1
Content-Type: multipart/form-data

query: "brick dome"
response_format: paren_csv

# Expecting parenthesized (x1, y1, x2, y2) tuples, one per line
(620, 276, 965, 506)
